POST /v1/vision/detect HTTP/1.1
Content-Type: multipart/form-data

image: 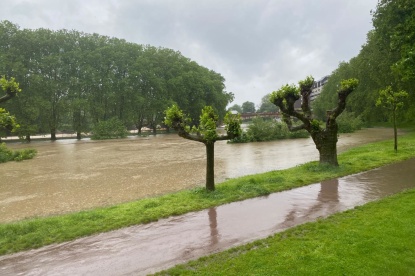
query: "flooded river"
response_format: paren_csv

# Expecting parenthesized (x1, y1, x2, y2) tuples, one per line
(1, 157, 414, 275)
(0, 128, 400, 222)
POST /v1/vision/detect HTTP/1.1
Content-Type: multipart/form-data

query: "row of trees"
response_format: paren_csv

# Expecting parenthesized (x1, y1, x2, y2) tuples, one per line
(313, 0, 414, 125)
(0, 21, 234, 140)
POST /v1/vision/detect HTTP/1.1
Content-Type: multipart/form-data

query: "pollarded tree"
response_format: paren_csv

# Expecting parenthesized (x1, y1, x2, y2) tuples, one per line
(164, 104, 242, 191)
(376, 86, 408, 152)
(270, 76, 359, 166)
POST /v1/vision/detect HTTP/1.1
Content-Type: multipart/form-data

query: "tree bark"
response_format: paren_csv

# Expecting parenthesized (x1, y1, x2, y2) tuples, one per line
(205, 142, 215, 191)
(313, 129, 338, 166)
(393, 109, 397, 152)
(76, 131, 82, 140)
(51, 128, 57, 141)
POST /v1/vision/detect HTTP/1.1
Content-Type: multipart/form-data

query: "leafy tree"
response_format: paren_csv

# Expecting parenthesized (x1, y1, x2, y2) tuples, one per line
(257, 94, 278, 113)
(376, 86, 408, 152)
(0, 76, 21, 140)
(270, 76, 359, 166)
(164, 104, 241, 191)
(0, 76, 21, 103)
(91, 117, 128, 140)
(242, 101, 256, 113)
(228, 104, 242, 113)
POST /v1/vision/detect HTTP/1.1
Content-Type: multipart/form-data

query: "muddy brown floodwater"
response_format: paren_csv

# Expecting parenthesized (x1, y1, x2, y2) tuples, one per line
(1, 158, 414, 275)
(0, 128, 402, 222)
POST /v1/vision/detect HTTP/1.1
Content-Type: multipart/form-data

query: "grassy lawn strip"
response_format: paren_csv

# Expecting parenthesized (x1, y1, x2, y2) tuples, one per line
(0, 131, 414, 256)
(157, 188, 415, 275)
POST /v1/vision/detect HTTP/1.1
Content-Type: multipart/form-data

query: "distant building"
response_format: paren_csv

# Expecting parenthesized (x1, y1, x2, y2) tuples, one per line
(310, 75, 329, 102)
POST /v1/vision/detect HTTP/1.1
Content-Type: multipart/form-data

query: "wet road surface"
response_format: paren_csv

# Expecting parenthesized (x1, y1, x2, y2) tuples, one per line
(1, 158, 414, 275)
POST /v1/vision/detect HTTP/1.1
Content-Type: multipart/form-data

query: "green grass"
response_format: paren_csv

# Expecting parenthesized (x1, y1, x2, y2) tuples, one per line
(157, 188, 415, 275)
(0, 130, 415, 256)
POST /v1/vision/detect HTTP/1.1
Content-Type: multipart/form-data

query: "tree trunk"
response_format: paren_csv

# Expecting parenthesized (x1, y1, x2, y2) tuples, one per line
(51, 128, 57, 141)
(152, 125, 157, 135)
(393, 109, 397, 153)
(76, 131, 82, 140)
(25, 135, 31, 142)
(314, 127, 339, 166)
(205, 142, 215, 191)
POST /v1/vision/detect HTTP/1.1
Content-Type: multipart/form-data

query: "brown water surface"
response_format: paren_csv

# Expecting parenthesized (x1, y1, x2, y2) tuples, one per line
(1, 158, 414, 275)
(0, 128, 400, 222)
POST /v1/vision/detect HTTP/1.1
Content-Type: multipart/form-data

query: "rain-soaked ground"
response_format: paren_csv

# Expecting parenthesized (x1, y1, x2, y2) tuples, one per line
(1, 158, 414, 275)
(0, 128, 400, 222)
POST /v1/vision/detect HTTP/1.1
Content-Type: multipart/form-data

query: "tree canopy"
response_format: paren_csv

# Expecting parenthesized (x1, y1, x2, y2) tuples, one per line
(0, 21, 234, 139)
(164, 104, 241, 191)
(312, 0, 415, 124)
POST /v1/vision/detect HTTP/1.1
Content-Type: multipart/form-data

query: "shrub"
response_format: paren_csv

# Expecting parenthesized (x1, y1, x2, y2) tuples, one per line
(337, 111, 363, 133)
(0, 143, 37, 163)
(229, 117, 309, 143)
(91, 118, 128, 140)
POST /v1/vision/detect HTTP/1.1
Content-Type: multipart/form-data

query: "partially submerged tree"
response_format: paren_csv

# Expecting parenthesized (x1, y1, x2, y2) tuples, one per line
(270, 76, 359, 166)
(376, 86, 408, 152)
(164, 104, 242, 191)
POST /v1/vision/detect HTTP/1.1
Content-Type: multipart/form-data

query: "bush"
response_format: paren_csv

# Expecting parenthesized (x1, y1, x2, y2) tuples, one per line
(337, 111, 363, 133)
(0, 143, 37, 163)
(91, 118, 128, 140)
(229, 117, 309, 143)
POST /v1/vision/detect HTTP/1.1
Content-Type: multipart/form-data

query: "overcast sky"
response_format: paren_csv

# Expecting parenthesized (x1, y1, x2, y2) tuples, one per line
(1, 0, 378, 107)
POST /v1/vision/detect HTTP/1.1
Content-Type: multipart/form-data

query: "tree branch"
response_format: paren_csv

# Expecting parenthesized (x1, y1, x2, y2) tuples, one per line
(0, 88, 16, 104)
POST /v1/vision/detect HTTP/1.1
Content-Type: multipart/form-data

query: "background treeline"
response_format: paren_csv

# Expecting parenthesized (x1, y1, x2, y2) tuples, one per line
(0, 21, 233, 140)
(312, 0, 415, 125)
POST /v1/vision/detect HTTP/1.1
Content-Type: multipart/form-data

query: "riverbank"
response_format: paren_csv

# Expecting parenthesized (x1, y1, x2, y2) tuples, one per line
(157, 188, 415, 275)
(0, 130, 414, 256)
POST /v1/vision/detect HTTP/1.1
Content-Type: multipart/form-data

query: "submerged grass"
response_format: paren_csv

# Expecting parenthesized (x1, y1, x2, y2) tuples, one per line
(157, 189, 415, 275)
(0, 130, 415, 255)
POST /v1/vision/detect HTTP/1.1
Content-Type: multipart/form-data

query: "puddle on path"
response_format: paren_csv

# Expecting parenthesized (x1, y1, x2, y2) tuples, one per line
(1, 158, 414, 276)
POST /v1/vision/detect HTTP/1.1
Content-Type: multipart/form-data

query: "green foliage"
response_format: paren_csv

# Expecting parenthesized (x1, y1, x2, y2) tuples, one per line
(230, 117, 309, 143)
(298, 75, 314, 90)
(241, 101, 256, 113)
(224, 112, 242, 137)
(165, 104, 242, 143)
(0, 76, 21, 94)
(0, 143, 37, 163)
(91, 117, 128, 140)
(376, 86, 409, 111)
(339, 78, 359, 93)
(336, 111, 363, 133)
(270, 84, 299, 103)
(228, 104, 242, 113)
(0, 108, 19, 137)
(197, 106, 219, 142)
(314, 1, 415, 124)
(257, 94, 279, 113)
(0, 21, 233, 139)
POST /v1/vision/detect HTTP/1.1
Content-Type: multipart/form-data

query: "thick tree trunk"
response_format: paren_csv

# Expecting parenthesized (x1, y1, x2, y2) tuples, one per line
(76, 131, 82, 140)
(25, 135, 31, 142)
(314, 127, 339, 166)
(205, 142, 215, 191)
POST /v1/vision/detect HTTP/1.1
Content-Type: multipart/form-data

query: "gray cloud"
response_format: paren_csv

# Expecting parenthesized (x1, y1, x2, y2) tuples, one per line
(0, 0, 377, 106)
